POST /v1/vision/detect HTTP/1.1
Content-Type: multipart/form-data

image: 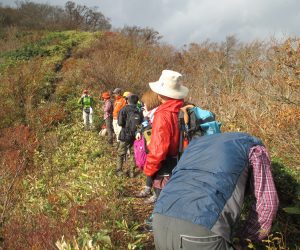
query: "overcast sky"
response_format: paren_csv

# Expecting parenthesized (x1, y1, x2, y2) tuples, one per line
(1, 0, 300, 47)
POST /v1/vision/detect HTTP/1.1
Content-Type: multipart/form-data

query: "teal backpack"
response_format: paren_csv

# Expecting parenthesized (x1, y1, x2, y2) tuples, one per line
(178, 105, 222, 156)
(193, 107, 221, 135)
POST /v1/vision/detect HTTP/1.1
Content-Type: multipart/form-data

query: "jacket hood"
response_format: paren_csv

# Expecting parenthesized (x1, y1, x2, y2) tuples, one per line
(156, 99, 184, 113)
(115, 95, 123, 100)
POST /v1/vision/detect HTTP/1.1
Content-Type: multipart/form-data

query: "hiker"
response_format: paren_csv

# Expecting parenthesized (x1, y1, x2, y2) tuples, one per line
(123, 91, 132, 102)
(116, 94, 143, 177)
(112, 88, 127, 144)
(153, 132, 279, 250)
(123, 91, 133, 157)
(78, 89, 94, 130)
(102, 91, 113, 145)
(143, 70, 189, 200)
(135, 89, 161, 204)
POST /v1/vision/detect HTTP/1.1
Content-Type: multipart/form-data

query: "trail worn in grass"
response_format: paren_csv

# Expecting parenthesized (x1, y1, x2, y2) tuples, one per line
(3, 122, 154, 249)
(2, 121, 299, 249)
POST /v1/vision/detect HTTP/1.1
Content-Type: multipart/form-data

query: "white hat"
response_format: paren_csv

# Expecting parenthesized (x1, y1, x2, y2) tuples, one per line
(149, 70, 189, 99)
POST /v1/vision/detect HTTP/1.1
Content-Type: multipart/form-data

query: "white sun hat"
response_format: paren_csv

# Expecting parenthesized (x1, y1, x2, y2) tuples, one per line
(149, 70, 189, 99)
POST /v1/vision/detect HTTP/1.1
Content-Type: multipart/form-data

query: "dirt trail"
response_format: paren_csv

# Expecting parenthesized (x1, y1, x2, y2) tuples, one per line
(109, 145, 155, 249)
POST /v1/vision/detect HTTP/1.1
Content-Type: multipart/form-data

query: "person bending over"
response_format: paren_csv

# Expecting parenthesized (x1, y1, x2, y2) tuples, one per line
(153, 132, 279, 250)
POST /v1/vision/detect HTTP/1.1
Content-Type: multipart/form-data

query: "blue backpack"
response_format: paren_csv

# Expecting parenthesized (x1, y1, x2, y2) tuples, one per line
(193, 107, 222, 135)
(178, 105, 221, 156)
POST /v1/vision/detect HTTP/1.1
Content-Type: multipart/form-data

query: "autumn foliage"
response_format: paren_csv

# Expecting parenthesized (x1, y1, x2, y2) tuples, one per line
(0, 5, 299, 249)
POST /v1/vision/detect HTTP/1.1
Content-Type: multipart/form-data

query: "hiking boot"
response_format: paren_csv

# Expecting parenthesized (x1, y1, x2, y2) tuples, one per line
(127, 148, 131, 158)
(115, 170, 123, 177)
(144, 214, 154, 232)
(136, 187, 151, 198)
(129, 171, 135, 178)
(115, 167, 123, 177)
(144, 194, 157, 204)
(129, 165, 137, 178)
(145, 213, 153, 224)
(113, 142, 120, 149)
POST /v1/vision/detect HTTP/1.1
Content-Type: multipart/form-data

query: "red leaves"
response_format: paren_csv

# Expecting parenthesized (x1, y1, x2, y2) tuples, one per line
(36, 104, 66, 128)
(0, 125, 38, 173)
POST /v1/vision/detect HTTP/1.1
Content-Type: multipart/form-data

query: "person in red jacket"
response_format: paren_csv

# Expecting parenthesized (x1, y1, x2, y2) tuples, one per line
(143, 70, 189, 200)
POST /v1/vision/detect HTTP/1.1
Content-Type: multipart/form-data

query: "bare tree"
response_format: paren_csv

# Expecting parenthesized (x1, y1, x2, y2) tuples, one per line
(64, 1, 111, 31)
(0, 0, 111, 31)
(120, 25, 162, 46)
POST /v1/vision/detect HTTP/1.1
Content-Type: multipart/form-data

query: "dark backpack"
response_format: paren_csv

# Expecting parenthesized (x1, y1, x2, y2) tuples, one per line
(125, 109, 142, 142)
(178, 105, 221, 157)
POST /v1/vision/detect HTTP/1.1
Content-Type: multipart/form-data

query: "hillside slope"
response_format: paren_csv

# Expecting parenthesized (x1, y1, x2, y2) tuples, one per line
(0, 29, 299, 249)
(2, 121, 154, 249)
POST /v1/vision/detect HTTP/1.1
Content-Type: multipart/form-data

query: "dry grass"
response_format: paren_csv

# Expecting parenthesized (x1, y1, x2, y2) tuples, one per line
(0, 30, 299, 249)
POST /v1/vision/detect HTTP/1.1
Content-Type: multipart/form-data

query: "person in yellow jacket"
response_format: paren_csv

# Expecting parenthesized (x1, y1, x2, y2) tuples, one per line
(112, 88, 127, 143)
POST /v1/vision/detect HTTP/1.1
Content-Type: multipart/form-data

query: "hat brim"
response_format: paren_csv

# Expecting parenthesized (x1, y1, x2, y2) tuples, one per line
(149, 81, 189, 99)
(112, 88, 121, 94)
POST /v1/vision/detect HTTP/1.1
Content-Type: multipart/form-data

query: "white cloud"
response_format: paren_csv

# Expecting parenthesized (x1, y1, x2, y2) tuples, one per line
(1, 0, 300, 47)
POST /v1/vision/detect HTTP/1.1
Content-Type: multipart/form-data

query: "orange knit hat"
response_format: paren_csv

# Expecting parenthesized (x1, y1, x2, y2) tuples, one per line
(102, 92, 110, 99)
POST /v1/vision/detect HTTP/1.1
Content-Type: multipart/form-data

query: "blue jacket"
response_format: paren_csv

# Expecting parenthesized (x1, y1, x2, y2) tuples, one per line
(154, 132, 263, 241)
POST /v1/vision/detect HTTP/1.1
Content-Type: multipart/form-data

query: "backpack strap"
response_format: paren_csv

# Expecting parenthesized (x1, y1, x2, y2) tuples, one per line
(79, 97, 84, 106)
(181, 104, 194, 129)
(178, 104, 195, 159)
(178, 110, 185, 158)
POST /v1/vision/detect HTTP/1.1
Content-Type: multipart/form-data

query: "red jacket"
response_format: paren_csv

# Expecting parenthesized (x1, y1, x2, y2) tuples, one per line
(143, 99, 184, 177)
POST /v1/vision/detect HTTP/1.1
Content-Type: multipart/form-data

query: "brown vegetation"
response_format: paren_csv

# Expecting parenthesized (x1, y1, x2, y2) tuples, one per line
(0, 2, 299, 248)
(0, 1, 111, 32)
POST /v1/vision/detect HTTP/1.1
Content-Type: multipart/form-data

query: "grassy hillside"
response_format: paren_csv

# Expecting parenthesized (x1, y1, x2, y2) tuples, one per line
(0, 29, 299, 249)
(2, 121, 154, 249)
